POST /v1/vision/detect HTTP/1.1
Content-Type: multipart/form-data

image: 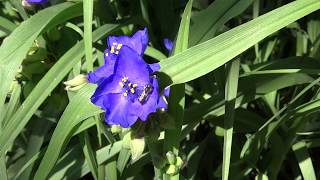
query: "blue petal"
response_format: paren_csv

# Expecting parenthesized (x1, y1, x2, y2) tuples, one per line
(157, 96, 168, 110)
(90, 75, 123, 108)
(103, 49, 117, 64)
(107, 28, 148, 55)
(157, 87, 170, 109)
(163, 87, 170, 97)
(115, 46, 151, 86)
(163, 38, 173, 53)
(27, 0, 47, 3)
(148, 63, 160, 73)
(103, 93, 141, 127)
(87, 50, 117, 84)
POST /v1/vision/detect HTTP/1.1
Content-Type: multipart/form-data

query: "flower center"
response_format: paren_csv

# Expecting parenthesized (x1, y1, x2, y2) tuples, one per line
(106, 42, 123, 57)
(118, 76, 153, 103)
(118, 76, 138, 97)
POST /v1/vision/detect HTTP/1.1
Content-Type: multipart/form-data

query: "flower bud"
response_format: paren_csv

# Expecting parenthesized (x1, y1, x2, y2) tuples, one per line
(255, 173, 268, 180)
(165, 164, 178, 176)
(166, 151, 176, 165)
(130, 137, 145, 161)
(215, 126, 224, 137)
(21, 0, 32, 9)
(111, 125, 122, 134)
(64, 75, 88, 91)
(64, 75, 87, 86)
(175, 156, 183, 169)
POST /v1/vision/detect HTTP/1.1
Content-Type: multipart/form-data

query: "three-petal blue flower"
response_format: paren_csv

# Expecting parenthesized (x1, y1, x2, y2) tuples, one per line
(89, 29, 167, 128)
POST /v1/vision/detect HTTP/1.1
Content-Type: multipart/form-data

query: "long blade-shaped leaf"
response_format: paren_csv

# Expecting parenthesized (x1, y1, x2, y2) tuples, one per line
(163, 0, 193, 152)
(0, 2, 82, 124)
(222, 60, 240, 180)
(34, 85, 99, 180)
(160, 0, 320, 85)
(0, 24, 120, 156)
(189, 0, 254, 45)
(83, 0, 94, 71)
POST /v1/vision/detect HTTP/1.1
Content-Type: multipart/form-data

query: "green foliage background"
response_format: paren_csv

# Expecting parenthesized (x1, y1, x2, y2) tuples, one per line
(1, 0, 320, 179)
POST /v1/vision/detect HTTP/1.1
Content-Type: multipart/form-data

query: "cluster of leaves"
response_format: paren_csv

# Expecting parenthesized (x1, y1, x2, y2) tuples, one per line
(1, 0, 320, 179)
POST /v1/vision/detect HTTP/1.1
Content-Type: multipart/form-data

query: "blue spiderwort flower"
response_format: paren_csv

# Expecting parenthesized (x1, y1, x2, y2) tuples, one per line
(90, 46, 166, 128)
(88, 28, 149, 84)
(26, 0, 48, 4)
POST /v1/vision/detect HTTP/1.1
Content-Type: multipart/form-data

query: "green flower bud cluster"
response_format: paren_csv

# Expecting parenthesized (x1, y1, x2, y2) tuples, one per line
(164, 151, 184, 176)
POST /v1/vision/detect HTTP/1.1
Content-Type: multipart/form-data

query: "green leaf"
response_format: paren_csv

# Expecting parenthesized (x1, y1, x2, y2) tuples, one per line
(292, 141, 316, 180)
(184, 73, 313, 124)
(241, 77, 320, 164)
(105, 157, 117, 180)
(0, 154, 7, 180)
(83, 0, 94, 71)
(0, 24, 120, 156)
(145, 46, 167, 61)
(2, 82, 21, 128)
(163, 0, 193, 152)
(160, 0, 320, 85)
(34, 85, 101, 180)
(163, 1, 193, 179)
(117, 149, 131, 174)
(0, 2, 82, 124)
(49, 141, 123, 179)
(79, 131, 98, 180)
(189, 0, 254, 45)
(0, 16, 17, 34)
(222, 60, 240, 180)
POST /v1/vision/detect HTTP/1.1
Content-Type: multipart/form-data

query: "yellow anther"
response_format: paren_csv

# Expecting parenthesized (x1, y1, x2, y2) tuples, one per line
(115, 51, 119, 54)
(130, 88, 135, 93)
(110, 46, 115, 53)
(128, 83, 132, 87)
(122, 77, 128, 82)
(119, 82, 124, 87)
(105, 52, 109, 57)
(117, 44, 122, 50)
(123, 92, 128, 97)
(133, 84, 138, 88)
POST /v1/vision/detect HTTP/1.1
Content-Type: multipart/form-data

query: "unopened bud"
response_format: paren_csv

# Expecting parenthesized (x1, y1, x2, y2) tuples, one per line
(65, 83, 86, 91)
(64, 74, 87, 86)
(175, 156, 183, 169)
(64, 75, 88, 91)
(255, 173, 268, 180)
(166, 151, 176, 165)
(111, 125, 122, 134)
(130, 137, 145, 161)
(22, 0, 32, 8)
(165, 164, 178, 176)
